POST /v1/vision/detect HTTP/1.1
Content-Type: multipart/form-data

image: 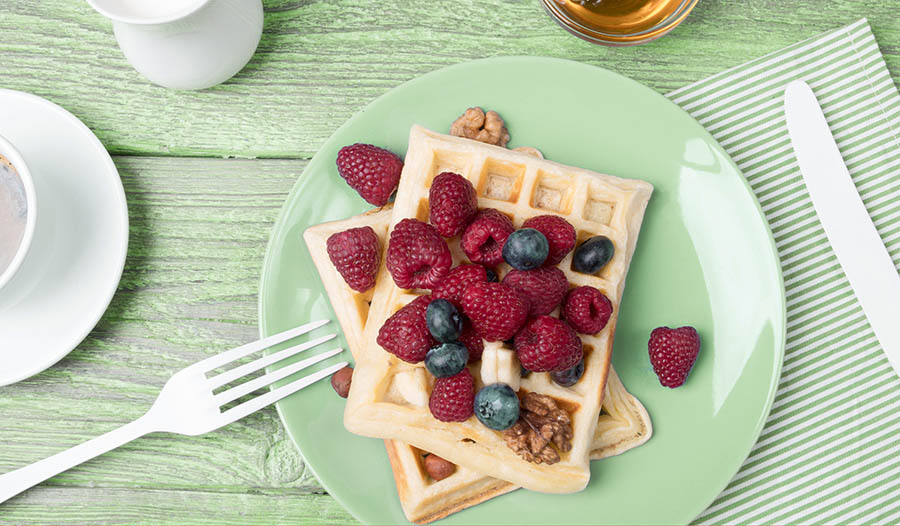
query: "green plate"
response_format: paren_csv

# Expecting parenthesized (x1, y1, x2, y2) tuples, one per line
(259, 57, 786, 525)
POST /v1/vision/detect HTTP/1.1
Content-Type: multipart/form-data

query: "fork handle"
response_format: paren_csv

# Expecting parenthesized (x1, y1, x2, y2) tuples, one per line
(0, 414, 157, 504)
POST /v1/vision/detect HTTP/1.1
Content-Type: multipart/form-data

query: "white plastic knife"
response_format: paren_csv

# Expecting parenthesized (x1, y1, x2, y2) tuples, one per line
(784, 79, 900, 378)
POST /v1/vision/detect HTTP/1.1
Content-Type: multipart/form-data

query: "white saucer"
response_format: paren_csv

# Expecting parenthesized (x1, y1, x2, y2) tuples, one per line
(0, 89, 128, 386)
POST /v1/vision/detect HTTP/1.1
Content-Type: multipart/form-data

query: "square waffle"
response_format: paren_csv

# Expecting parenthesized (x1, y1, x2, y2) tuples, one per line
(305, 207, 652, 524)
(341, 126, 653, 494)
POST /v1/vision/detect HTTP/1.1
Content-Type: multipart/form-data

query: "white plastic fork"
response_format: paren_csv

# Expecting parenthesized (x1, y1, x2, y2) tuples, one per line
(0, 319, 346, 504)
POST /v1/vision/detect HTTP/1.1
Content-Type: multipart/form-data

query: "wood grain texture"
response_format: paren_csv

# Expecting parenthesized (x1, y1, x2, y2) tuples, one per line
(0, 158, 356, 524)
(1, 1, 897, 523)
(1, 1, 899, 158)
(1, 488, 351, 525)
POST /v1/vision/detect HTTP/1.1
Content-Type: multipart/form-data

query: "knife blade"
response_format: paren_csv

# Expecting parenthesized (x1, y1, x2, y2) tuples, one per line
(784, 79, 900, 378)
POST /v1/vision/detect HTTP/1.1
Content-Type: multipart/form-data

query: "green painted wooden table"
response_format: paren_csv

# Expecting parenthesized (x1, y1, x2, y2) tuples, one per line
(1, 1, 899, 523)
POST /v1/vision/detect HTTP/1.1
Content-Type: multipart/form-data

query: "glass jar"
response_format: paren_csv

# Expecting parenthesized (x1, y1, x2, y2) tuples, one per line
(541, 0, 700, 46)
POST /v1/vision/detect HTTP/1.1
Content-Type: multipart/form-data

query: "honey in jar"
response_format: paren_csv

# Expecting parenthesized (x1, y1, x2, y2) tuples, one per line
(542, 0, 698, 46)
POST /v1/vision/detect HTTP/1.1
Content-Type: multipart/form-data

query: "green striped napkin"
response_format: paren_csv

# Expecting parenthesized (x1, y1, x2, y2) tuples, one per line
(668, 18, 900, 525)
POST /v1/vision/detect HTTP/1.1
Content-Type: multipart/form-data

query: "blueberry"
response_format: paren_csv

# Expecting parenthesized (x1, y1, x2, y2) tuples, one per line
(572, 236, 614, 274)
(474, 383, 520, 430)
(426, 299, 463, 342)
(520, 365, 531, 378)
(485, 268, 499, 283)
(551, 358, 585, 387)
(425, 342, 469, 378)
(502, 228, 549, 271)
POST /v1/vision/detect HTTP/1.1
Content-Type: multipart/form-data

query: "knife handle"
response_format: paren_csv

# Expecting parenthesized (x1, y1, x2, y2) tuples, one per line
(786, 80, 900, 374)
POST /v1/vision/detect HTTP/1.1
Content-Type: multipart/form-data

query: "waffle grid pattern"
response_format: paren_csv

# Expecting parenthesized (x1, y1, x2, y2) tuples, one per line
(342, 126, 652, 494)
(305, 207, 651, 522)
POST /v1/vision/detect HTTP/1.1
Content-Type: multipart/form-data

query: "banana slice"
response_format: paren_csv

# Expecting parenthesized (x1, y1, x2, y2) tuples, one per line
(391, 368, 429, 407)
(480, 341, 521, 391)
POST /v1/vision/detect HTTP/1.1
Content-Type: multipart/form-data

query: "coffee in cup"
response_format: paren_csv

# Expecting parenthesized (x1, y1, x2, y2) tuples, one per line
(0, 154, 27, 276)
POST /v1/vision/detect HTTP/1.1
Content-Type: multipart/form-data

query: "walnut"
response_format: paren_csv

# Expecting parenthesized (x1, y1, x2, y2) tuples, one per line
(503, 393, 573, 465)
(450, 107, 510, 147)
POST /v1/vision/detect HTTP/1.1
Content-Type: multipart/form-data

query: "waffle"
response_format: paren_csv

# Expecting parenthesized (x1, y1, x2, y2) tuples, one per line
(305, 208, 651, 524)
(341, 125, 653, 494)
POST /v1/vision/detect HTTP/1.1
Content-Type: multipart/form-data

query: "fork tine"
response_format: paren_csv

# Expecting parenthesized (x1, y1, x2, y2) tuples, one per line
(207, 333, 337, 390)
(218, 361, 348, 423)
(194, 319, 330, 373)
(213, 347, 345, 407)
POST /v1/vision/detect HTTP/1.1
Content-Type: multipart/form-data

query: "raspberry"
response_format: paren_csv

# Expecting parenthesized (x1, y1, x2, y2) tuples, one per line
(336, 143, 403, 207)
(514, 316, 583, 372)
(429, 172, 478, 237)
(387, 218, 452, 289)
(376, 295, 435, 363)
(502, 267, 568, 316)
(431, 264, 488, 306)
(648, 326, 700, 388)
(429, 368, 475, 422)
(325, 226, 379, 292)
(562, 286, 613, 334)
(522, 215, 576, 266)
(460, 282, 528, 342)
(459, 319, 484, 363)
(460, 209, 513, 266)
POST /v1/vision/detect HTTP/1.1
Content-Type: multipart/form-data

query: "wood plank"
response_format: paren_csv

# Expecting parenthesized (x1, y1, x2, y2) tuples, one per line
(0, 488, 354, 525)
(1, 1, 897, 158)
(0, 157, 364, 523)
(4, 2, 900, 523)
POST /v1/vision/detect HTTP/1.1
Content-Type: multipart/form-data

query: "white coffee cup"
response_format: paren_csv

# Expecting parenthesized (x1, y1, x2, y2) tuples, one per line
(0, 134, 37, 301)
(86, 0, 264, 90)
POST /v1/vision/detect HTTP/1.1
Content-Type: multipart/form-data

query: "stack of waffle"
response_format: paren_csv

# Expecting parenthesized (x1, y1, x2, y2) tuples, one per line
(304, 125, 653, 523)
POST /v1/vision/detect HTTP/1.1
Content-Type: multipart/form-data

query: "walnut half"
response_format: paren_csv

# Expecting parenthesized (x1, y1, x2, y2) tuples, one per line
(450, 107, 510, 147)
(503, 393, 573, 465)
